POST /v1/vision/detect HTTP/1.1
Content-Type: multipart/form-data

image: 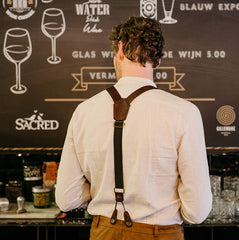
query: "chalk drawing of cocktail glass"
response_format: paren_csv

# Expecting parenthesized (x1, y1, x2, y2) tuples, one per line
(3, 28, 32, 94)
(159, 0, 177, 24)
(41, 8, 66, 64)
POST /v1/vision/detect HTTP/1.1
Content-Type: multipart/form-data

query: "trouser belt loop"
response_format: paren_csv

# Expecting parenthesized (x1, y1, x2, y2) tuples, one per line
(154, 225, 160, 236)
(96, 216, 100, 228)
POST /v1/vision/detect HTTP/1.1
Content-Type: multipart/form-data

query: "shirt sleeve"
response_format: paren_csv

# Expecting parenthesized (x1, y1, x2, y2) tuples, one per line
(177, 106, 212, 224)
(55, 113, 91, 212)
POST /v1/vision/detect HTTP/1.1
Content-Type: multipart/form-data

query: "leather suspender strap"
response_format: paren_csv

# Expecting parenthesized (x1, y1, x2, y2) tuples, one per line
(106, 85, 156, 227)
(107, 85, 156, 121)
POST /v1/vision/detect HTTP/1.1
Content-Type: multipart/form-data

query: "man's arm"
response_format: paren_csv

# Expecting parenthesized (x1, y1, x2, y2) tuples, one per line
(177, 106, 212, 224)
(55, 115, 91, 212)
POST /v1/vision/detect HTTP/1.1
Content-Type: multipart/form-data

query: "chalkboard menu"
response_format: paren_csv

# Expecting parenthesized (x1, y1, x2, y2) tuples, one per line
(0, 0, 238, 153)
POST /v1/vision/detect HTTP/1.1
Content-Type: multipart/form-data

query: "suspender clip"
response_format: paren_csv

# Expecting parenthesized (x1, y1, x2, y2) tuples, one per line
(124, 211, 133, 227)
(110, 208, 118, 225)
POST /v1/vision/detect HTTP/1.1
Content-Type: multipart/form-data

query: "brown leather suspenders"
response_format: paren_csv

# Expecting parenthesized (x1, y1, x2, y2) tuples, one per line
(106, 85, 156, 227)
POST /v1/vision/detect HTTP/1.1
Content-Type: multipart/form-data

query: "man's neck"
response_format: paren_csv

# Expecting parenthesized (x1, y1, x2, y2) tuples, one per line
(121, 58, 154, 81)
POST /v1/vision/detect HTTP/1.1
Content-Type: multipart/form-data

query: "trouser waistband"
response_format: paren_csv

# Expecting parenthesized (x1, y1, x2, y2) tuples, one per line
(92, 215, 183, 236)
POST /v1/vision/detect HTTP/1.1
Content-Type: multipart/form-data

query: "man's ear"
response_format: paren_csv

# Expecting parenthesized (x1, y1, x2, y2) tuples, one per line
(116, 41, 124, 60)
(154, 59, 161, 69)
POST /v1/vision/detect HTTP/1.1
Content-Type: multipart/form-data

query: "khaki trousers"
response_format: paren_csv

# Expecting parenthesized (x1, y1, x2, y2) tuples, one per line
(90, 216, 184, 240)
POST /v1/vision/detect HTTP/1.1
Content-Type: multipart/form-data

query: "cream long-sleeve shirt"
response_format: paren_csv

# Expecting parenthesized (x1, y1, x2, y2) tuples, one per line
(56, 76, 212, 225)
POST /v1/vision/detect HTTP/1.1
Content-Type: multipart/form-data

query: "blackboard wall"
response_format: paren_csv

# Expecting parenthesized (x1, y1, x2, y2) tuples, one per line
(0, 0, 239, 153)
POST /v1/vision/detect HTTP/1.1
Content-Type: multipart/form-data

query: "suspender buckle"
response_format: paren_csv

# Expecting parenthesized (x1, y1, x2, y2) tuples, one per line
(114, 188, 124, 202)
(115, 193, 123, 202)
(114, 120, 124, 128)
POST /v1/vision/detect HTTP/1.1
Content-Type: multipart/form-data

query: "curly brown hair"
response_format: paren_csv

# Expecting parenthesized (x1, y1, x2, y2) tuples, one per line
(109, 16, 164, 68)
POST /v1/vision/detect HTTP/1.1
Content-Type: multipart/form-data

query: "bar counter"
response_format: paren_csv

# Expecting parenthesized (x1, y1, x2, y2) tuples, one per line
(0, 201, 91, 240)
(1, 202, 239, 240)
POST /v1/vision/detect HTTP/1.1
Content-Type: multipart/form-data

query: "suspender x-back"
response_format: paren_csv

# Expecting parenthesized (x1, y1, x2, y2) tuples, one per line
(106, 85, 156, 227)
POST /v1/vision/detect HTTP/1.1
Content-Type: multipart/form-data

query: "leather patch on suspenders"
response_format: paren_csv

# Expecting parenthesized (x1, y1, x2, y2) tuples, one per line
(114, 98, 130, 121)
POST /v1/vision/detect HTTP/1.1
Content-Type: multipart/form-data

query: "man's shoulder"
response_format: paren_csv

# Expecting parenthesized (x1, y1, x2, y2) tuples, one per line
(76, 89, 109, 109)
(149, 88, 198, 113)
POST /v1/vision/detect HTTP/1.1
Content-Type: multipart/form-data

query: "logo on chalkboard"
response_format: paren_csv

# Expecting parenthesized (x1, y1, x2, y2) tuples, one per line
(2, 0, 38, 20)
(216, 105, 236, 136)
(15, 110, 59, 130)
(140, 0, 157, 20)
(75, 0, 110, 33)
(140, 0, 177, 24)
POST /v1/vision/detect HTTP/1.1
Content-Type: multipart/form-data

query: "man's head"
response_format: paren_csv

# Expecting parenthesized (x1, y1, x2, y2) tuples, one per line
(109, 16, 164, 69)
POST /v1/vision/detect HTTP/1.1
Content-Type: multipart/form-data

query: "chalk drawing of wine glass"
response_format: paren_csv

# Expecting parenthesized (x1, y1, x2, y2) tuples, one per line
(42, 0, 54, 3)
(159, 0, 178, 24)
(3, 28, 32, 94)
(41, 8, 66, 64)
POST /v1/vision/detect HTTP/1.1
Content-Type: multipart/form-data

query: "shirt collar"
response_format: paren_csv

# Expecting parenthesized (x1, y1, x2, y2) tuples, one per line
(114, 77, 157, 97)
